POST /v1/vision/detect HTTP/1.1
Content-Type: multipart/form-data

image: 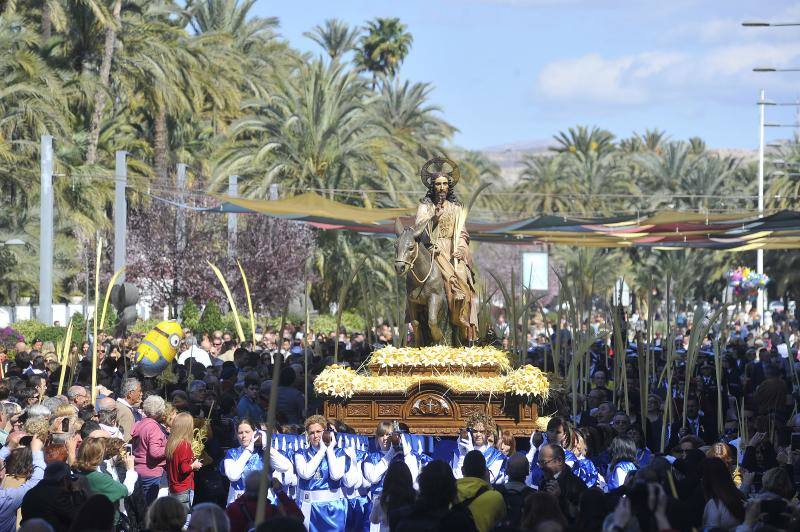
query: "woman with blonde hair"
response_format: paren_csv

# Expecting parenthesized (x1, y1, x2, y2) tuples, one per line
(166, 412, 202, 512)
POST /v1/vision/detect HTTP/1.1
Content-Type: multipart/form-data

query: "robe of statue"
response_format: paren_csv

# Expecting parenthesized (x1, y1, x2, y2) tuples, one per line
(414, 200, 478, 340)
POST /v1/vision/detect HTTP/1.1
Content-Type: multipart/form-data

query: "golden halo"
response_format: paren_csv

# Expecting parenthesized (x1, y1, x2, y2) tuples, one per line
(420, 157, 460, 189)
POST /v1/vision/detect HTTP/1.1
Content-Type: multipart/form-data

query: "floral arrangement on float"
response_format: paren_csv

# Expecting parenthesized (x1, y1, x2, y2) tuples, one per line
(724, 266, 769, 297)
(314, 346, 554, 401)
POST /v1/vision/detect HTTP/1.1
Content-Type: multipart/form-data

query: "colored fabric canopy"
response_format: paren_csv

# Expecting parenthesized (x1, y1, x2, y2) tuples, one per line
(205, 193, 800, 250)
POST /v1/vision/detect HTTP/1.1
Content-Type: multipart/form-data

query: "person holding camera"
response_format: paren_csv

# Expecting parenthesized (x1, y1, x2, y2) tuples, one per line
(294, 414, 347, 531)
(537, 443, 586, 525)
(363, 421, 423, 499)
(0, 435, 44, 532)
(222, 419, 293, 505)
(451, 414, 506, 484)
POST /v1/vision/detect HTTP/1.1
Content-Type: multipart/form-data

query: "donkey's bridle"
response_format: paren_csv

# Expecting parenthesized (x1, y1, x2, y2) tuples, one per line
(397, 240, 435, 284)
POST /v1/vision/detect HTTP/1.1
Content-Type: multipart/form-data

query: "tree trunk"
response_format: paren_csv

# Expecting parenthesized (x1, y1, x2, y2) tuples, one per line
(41, 2, 52, 42)
(86, 0, 122, 165)
(154, 104, 168, 179)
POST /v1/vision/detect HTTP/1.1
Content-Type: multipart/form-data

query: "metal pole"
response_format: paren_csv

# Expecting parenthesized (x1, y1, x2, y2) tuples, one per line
(176, 163, 187, 254)
(114, 151, 127, 283)
(757, 89, 765, 325)
(39, 135, 54, 325)
(227, 175, 238, 259)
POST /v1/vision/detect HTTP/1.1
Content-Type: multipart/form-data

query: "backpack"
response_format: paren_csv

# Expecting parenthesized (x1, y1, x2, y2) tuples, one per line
(444, 485, 488, 532)
(491, 484, 535, 531)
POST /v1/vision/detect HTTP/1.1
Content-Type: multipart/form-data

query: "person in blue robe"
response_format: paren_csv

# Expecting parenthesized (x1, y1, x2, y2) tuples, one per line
(607, 436, 639, 491)
(294, 415, 347, 532)
(221, 419, 293, 505)
(451, 414, 507, 483)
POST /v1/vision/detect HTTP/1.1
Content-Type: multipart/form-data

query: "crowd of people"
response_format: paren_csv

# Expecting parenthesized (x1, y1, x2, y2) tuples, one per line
(0, 299, 797, 532)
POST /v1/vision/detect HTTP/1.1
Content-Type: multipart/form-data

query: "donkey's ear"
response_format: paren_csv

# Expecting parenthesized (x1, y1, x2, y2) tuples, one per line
(394, 218, 404, 236)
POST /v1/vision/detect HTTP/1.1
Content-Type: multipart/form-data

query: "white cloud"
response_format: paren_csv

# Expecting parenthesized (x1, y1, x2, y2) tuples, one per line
(535, 41, 800, 106)
(537, 52, 684, 104)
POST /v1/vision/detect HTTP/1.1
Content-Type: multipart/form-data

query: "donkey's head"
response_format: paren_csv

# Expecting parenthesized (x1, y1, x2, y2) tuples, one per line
(394, 219, 417, 276)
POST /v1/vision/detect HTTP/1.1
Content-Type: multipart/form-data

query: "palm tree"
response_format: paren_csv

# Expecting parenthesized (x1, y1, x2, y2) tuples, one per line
(552, 126, 616, 157)
(371, 79, 455, 167)
(214, 59, 399, 199)
(355, 17, 413, 89)
(304, 19, 360, 61)
(514, 154, 574, 215)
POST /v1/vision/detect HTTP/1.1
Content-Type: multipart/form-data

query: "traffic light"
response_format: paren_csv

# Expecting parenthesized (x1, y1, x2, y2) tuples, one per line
(111, 282, 139, 335)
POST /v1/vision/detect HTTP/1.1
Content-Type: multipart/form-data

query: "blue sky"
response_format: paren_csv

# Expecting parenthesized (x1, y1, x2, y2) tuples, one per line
(254, 0, 800, 151)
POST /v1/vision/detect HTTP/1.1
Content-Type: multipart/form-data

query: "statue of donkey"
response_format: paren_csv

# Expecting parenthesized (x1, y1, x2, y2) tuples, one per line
(394, 219, 454, 346)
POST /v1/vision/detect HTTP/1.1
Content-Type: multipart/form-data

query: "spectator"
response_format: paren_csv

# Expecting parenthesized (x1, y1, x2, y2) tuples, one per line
(187, 502, 230, 532)
(392, 460, 476, 532)
(493, 454, 534, 530)
(72, 438, 135, 525)
(519, 492, 567, 532)
(165, 412, 202, 512)
(455, 450, 505, 531)
(65, 386, 88, 413)
(369, 461, 415, 532)
(701, 457, 744, 530)
(225, 472, 302, 532)
(0, 436, 44, 532)
(21, 462, 87, 532)
(145, 496, 187, 532)
(236, 375, 264, 423)
(115, 378, 143, 442)
(130, 395, 168, 505)
(536, 443, 586, 524)
(1, 447, 34, 528)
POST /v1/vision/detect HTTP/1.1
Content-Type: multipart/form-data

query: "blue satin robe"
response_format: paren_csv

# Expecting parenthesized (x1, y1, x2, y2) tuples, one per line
(607, 460, 638, 491)
(345, 450, 370, 532)
(296, 446, 348, 532)
(221, 445, 263, 504)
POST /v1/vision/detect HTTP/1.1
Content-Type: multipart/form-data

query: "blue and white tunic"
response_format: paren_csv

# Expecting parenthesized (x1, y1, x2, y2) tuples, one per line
(451, 443, 507, 484)
(343, 449, 371, 532)
(607, 460, 638, 491)
(222, 437, 294, 505)
(294, 445, 348, 532)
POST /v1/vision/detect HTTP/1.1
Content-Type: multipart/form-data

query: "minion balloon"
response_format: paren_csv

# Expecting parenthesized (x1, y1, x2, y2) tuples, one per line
(135, 321, 182, 377)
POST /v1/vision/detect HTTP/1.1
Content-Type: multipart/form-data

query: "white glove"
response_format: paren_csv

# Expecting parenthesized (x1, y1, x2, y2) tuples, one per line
(401, 434, 412, 457)
(327, 433, 337, 451)
(344, 445, 356, 459)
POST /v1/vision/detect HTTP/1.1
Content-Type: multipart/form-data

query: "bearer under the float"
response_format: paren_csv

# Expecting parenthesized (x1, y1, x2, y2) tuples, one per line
(451, 413, 507, 484)
(294, 415, 348, 532)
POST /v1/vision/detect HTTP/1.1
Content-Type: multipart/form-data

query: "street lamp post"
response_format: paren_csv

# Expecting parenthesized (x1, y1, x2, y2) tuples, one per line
(757, 90, 766, 325)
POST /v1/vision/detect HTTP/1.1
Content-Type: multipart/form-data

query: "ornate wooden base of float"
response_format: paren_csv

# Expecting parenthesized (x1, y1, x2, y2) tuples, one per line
(323, 383, 538, 437)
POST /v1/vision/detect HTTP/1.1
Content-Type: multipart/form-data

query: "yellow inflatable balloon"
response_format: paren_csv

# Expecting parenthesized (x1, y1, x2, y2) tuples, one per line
(135, 320, 182, 377)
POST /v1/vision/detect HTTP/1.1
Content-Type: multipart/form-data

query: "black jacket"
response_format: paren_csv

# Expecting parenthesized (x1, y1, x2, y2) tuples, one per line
(21, 478, 88, 532)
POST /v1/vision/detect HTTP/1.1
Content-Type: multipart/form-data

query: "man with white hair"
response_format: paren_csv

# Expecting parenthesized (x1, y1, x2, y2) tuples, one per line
(66, 386, 89, 411)
(115, 378, 142, 442)
(97, 397, 123, 440)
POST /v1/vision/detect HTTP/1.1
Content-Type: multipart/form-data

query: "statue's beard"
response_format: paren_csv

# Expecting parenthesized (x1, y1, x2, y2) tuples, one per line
(436, 191, 447, 203)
